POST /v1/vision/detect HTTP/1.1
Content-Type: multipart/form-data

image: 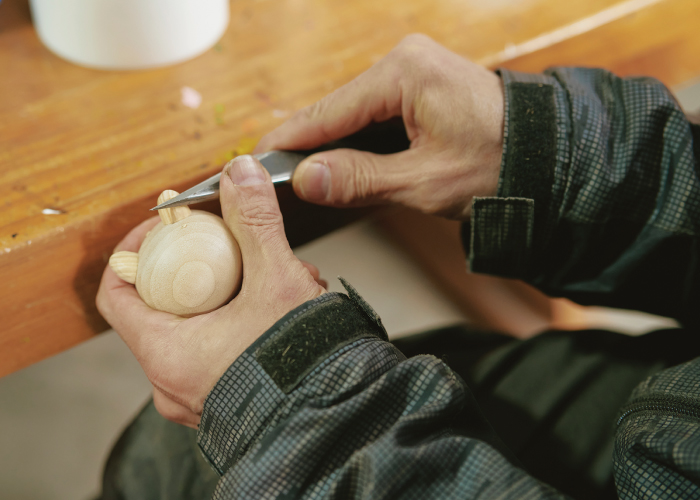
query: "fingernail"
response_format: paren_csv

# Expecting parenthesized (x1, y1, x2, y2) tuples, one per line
(227, 155, 266, 186)
(299, 162, 331, 201)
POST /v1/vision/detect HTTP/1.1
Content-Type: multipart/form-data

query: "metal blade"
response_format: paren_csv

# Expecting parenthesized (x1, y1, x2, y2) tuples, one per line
(150, 151, 307, 210)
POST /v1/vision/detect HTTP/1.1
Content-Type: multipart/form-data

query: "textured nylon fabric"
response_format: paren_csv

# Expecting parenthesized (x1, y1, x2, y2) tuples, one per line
(183, 67, 700, 499)
(393, 326, 700, 500)
(472, 68, 700, 325)
(615, 358, 700, 499)
(201, 324, 565, 499)
(470, 197, 534, 278)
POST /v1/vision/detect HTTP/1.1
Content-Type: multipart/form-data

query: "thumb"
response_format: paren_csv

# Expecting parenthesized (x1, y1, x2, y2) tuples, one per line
(220, 155, 294, 274)
(293, 148, 419, 207)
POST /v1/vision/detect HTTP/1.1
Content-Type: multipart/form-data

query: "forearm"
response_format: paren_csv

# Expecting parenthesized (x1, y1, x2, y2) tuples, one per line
(468, 67, 700, 326)
(197, 284, 566, 499)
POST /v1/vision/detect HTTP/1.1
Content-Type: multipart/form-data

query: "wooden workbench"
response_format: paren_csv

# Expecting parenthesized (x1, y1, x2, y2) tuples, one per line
(1, 0, 698, 377)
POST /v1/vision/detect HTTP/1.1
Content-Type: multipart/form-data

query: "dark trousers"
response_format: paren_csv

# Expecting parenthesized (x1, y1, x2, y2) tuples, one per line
(100, 326, 699, 500)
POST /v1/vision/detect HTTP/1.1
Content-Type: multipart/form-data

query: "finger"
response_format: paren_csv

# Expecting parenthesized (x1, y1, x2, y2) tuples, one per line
(152, 387, 201, 429)
(255, 61, 401, 153)
(97, 263, 180, 364)
(219, 155, 296, 277)
(97, 217, 181, 358)
(255, 33, 451, 155)
(300, 261, 321, 281)
(98, 216, 167, 325)
(292, 147, 423, 206)
(300, 261, 327, 289)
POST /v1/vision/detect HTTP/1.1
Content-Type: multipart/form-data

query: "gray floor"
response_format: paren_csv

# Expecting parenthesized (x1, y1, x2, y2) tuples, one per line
(2, 81, 699, 500)
(0, 332, 152, 500)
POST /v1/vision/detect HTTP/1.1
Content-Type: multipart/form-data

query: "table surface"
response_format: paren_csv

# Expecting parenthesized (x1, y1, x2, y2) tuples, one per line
(2, 0, 699, 377)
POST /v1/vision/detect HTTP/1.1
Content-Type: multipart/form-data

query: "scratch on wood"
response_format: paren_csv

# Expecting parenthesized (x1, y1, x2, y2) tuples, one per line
(42, 208, 66, 215)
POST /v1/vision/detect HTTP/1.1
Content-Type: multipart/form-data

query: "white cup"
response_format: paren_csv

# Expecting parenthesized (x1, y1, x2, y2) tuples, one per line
(29, 0, 230, 70)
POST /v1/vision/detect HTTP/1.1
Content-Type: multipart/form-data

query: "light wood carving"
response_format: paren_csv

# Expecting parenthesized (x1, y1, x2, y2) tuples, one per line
(109, 251, 139, 284)
(156, 190, 192, 225)
(108, 190, 242, 317)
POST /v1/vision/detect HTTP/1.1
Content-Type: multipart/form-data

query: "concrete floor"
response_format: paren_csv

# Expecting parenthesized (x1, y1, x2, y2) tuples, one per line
(2, 81, 698, 500)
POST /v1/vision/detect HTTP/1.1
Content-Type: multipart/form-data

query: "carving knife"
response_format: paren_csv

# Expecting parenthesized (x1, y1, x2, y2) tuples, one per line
(150, 120, 412, 211)
(151, 150, 306, 211)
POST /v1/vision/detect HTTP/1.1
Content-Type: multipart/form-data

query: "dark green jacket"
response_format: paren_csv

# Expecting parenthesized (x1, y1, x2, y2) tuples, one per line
(196, 68, 700, 499)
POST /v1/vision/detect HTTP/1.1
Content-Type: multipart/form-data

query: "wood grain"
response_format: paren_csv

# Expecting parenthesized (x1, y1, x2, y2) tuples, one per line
(494, 0, 700, 87)
(133, 208, 242, 317)
(156, 190, 192, 225)
(108, 251, 139, 284)
(2, 0, 699, 377)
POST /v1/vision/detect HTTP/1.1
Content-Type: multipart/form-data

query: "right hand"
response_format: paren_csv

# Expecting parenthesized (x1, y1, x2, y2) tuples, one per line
(255, 34, 505, 220)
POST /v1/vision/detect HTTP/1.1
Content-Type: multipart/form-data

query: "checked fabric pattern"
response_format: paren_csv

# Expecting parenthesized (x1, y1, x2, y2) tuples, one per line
(615, 358, 700, 499)
(194, 67, 699, 499)
(198, 291, 565, 499)
(471, 68, 699, 326)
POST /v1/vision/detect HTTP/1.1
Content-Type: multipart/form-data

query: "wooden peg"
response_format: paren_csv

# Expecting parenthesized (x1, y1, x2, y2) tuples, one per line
(108, 189, 241, 317)
(157, 190, 192, 225)
(109, 251, 139, 284)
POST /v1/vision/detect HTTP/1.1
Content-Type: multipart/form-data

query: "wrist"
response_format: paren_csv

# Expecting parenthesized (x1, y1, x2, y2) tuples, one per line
(467, 69, 568, 279)
(486, 72, 506, 196)
(459, 69, 505, 218)
(197, 283, 388, 474)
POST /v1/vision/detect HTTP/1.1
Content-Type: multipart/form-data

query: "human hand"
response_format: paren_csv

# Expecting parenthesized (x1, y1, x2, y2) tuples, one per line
(255, 34, 505, 220)
(96, 155, 327, 428)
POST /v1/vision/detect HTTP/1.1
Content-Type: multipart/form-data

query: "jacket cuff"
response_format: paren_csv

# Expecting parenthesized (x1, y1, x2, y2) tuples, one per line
(196, 280, 388, 475)
(469, 197, 534, 278)
(468, 69, 570, 279)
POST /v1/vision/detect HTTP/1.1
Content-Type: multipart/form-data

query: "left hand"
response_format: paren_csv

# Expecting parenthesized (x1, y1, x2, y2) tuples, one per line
(96, 155, 327, 428)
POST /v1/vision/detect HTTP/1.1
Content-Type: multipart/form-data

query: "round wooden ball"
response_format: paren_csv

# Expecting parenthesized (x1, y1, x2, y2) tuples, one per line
(135, 210, 242, 317)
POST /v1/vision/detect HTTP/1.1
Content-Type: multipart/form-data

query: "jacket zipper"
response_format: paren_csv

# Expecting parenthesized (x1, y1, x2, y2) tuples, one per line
(617, 397, 700, 426)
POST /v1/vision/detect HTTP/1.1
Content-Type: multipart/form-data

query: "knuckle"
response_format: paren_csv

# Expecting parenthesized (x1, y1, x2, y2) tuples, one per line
(302, 97, 330, 124)
(304, 262, 319, 275)
(401, 33, 433, 46)
(236, 199, 284, 241)
(255, 134, 273, 152)
(342, 156, 381, 204)
(394, 33, 431, 59)
(153, 398, 180, 424)
(299, 98, 336, 142)
(389, 35, 443, 83)
(272, 273, 319, 307)
(348, 171, 373, 203)
(238, 200, 283, 228)
(418, 195, 444, 215)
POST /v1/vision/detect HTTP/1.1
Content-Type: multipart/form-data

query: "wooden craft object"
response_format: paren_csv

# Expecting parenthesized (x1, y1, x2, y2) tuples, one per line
(109, 190, 242, 317)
